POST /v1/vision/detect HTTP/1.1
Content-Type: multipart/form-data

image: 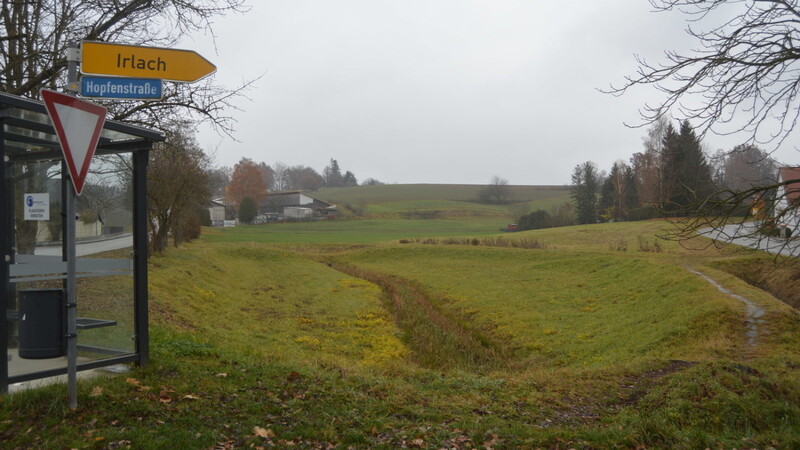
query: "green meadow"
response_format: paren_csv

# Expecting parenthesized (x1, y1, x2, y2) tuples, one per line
(2, 186, 799, 448)
(314, 184, 571, 219)
(313, 183, 570, 205)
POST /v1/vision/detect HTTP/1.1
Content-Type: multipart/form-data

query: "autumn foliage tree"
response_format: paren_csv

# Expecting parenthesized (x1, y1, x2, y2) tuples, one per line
(226, 158, 268, 209)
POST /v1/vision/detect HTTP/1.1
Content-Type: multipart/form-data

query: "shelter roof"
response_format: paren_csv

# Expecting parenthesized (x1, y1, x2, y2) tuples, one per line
(0, 91, 164, 163)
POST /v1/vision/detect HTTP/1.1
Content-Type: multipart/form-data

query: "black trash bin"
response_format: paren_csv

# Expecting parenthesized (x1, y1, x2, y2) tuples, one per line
(18, 289, 65, 359)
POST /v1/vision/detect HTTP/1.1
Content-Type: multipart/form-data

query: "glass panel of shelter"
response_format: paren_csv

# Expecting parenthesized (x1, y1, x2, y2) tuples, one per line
(6, 153, 135, 379)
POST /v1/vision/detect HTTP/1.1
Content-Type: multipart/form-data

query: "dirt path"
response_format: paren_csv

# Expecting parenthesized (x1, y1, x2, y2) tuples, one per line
(688, 269, 765, 347)
(327, 261, 511, 371)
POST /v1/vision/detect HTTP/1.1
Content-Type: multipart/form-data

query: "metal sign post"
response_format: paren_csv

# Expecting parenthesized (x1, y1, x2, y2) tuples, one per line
(43, 42, 107, 409)
(64, 176, 78, 409)
(65, 42, 79, 410)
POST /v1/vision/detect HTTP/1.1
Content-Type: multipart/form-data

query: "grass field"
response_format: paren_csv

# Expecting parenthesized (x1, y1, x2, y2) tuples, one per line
(313, 183, 571, 204)
(310, 184, 572, 220)
(201, 217, 506, 244)
(2, 202, 799, 447)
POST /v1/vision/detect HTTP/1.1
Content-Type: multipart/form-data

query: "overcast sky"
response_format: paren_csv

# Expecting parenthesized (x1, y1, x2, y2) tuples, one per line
(186, 0, 800, 185)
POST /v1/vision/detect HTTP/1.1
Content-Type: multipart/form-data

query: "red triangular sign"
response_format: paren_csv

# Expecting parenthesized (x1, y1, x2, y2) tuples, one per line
(41, 89, 107, 195)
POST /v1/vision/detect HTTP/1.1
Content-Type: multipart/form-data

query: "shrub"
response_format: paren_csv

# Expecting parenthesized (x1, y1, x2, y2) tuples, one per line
(628, 206, 660, 221)
(637, 236, 663, 252)
(609, 236, 628, 251)
(238, 196, 258, 224)
(517, 209, 552, 230)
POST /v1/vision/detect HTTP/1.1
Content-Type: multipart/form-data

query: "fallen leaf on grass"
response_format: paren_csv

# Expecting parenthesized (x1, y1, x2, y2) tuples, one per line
(125, 378, 141, 386)
(253, 426, 275, 438)
(408, 438, 424, 448)
(483, 433, 501, 449)
(215, 373, 228, 378)
(89, 386, 103, 397)
(286, 371, 302, 382)
(182, 394, 201, 400)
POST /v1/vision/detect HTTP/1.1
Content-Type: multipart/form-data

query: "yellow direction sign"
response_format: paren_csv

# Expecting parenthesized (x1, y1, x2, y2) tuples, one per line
(81, 41, 216, 83)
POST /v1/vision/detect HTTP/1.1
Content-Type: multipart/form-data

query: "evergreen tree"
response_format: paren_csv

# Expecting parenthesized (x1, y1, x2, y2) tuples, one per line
(599, 161, 637, 222)
(323, 159, 344, 187)
(599, 176, 615, 221)
(662, 120, 713, 215)
(571, 161, 600, 225)
(238, 197, 258, 224)
(343, 171, 358, 187)
(624, 165, 639, 213)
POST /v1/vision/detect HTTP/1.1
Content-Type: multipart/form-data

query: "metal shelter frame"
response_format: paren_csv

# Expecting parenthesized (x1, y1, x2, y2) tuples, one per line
(0, 91, 164, 392)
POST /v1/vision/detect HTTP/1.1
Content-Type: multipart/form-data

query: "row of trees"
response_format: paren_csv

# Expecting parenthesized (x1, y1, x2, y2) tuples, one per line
(220, 157, 380, 208)
(215, 157, 383, 223)
(571, 119, 779, 225)
(604, 0, 800, 251)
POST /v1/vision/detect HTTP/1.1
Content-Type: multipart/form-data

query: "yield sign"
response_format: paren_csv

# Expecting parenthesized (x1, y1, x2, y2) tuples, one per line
(41, 89, 107, 195)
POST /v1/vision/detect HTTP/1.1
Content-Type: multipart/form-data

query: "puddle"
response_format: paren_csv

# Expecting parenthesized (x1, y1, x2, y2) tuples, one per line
(689, 269, 765, 346)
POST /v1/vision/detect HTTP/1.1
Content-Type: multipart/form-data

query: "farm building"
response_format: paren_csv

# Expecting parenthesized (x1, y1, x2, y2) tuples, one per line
(208, 199, 227, 227)
(774, 167, 800, 236)
(261, 191, 336, 219)
(284, 207, 313, 220)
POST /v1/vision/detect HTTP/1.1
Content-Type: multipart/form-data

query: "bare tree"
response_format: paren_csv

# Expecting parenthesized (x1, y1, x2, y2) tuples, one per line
(272, 162, 289, 191)
(147, 123, 211, 253)
(610, 0, 800, 148)
(611, 0, 800, 257)
(0, 0, 255, 135)
(509, 202, 531, 224)
(1, 1, 254, 251)
(479, 176, 511, 204)
(631, 116, 670, 207)
(719, 144, 779, 192)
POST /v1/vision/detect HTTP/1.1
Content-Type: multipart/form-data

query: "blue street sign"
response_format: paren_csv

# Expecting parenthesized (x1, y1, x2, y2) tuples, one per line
(80, 76, 162, 100)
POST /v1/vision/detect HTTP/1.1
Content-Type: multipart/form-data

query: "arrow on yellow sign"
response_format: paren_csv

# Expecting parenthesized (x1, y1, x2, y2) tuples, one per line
(81, 41, 216, 83)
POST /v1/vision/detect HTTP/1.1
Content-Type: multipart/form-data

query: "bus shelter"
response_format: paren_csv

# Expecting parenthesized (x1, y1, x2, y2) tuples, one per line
(0, 91, 163, 392)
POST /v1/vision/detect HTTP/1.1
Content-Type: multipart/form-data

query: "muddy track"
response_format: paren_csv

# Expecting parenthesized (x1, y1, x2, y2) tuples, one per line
(327, 261, 514, 372)
(689, 269, 766, 350)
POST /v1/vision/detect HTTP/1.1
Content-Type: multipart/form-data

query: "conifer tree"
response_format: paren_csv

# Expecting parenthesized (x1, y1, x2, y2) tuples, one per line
(571, 161, 600, 225)
(662, 120, 713, 215)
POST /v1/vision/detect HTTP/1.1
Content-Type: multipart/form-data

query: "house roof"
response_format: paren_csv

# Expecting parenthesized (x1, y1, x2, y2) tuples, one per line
(779, 167, 800, 206)
(269, 190, 306, 196)
(263, 191, 332, 208)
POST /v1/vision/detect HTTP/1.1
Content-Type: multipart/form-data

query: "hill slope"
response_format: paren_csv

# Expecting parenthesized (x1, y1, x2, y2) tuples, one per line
(3, 219, 799, 448)
(313, 183, 570, 204)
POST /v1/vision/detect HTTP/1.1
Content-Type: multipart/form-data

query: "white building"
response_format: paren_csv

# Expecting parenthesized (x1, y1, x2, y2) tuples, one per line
(774, 167, 800, 236)
(283, 206, 313, 220)
(208, 199, 227, 227)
